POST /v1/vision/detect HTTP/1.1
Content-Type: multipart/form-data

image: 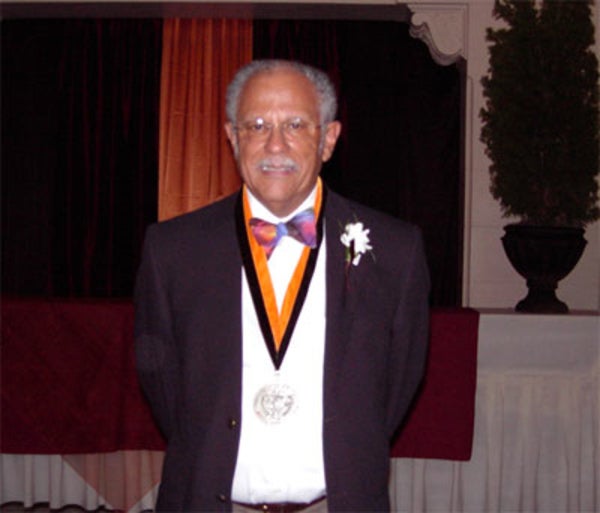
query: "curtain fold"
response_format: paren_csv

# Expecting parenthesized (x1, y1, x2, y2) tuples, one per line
(1, 19, 161, 298)
(158, 19, 252, 221)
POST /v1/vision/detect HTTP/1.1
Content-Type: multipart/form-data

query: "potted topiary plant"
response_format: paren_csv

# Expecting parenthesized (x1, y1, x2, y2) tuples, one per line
(480, 0, 599, 313)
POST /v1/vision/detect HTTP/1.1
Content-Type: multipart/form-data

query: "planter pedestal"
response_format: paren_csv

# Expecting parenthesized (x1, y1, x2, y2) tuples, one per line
(502, 225, 587, 313)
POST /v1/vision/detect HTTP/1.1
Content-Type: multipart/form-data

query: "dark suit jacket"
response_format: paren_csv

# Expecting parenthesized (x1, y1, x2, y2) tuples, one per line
(134, 187, 430, 512)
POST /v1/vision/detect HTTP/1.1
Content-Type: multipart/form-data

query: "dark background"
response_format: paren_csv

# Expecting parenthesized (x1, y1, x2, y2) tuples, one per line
(2, 18, 463, 305)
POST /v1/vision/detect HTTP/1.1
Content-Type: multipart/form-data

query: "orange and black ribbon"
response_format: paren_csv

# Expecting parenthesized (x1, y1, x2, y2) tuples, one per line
(235, 182, 325, 370)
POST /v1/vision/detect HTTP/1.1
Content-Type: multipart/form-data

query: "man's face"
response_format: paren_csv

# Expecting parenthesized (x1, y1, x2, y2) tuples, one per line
(225, 68, 341, 217)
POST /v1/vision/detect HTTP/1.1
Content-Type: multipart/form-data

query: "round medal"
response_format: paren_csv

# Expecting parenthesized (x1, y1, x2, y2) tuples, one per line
(254, 383, 297, 424)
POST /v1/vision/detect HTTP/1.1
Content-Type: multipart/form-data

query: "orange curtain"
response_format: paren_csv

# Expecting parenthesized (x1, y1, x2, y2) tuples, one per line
(158, 19, 252, 221)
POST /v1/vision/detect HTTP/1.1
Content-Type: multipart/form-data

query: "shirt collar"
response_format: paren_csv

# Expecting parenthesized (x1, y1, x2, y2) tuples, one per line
(245, 185, 318, 224)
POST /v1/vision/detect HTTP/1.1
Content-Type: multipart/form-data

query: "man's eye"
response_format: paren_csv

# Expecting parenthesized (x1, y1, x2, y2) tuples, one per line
(248, 121, 267, 132)
(286, 119, 305, 131)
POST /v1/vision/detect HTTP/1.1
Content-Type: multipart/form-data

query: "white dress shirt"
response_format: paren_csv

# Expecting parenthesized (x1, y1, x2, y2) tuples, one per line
(231, 188, 327, 503)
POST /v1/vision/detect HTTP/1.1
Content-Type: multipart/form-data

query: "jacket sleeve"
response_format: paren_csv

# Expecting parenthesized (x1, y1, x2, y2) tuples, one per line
(386, 226, 430, 438)
(134, 225, 179, 440)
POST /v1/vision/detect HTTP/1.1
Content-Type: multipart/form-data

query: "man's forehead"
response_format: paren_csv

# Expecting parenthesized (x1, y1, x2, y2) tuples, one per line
(237, 68, 319, 114)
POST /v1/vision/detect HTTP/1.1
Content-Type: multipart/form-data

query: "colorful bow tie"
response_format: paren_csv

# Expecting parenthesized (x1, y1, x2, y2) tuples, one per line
(249, 208, 317, 258)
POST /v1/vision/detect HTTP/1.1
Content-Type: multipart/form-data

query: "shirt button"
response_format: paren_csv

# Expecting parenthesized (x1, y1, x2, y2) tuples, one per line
(228, 418, 238, 429)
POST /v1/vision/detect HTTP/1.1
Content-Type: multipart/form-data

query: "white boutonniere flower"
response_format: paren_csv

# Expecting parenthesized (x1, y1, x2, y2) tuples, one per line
(340, 221, 373, 266)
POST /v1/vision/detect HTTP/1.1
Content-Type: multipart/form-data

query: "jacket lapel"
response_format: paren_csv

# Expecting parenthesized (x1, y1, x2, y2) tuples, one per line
(323, 190, 356, 401)
(324, 189, 364, 322)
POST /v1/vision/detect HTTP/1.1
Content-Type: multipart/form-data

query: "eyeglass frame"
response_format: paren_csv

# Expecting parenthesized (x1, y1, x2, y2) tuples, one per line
(232, 116, 323, 141)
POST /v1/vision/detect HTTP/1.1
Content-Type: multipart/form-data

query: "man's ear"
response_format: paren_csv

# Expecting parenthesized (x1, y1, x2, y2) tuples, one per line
(224, 122, 238, 156)
(321, 121, 342, 162)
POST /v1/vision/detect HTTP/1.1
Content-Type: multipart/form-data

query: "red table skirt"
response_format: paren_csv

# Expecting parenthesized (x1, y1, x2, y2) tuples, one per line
(1, 298, 478, 460)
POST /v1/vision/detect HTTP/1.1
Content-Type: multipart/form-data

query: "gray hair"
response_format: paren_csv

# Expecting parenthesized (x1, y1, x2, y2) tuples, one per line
(225, 59, 338, 125)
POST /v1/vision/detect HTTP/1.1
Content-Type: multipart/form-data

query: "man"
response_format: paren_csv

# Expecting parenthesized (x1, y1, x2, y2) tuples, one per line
(135, 59, 430, 513)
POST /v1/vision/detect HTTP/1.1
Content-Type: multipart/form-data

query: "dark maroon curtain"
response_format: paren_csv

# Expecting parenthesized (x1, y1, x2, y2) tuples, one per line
(3, 19, 461, 306)
(2, 19, 161, 297)
(254, 20, 463, 306)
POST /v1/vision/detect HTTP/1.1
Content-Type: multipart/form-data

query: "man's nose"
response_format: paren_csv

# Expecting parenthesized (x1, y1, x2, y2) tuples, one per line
(264, 124, 289, 152)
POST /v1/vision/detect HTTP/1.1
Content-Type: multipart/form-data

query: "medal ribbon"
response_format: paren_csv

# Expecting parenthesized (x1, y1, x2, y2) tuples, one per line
(236, 179, 325, 370)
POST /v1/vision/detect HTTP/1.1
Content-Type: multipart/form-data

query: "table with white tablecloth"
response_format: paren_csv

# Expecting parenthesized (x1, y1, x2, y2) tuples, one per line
(2, 303, 597, 513)
(1, 301, 478, 511)
(390, 311, 599, 513)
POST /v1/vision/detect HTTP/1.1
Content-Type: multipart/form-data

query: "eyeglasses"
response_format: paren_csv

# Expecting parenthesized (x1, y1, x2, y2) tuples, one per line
(234, 117, 322, 141)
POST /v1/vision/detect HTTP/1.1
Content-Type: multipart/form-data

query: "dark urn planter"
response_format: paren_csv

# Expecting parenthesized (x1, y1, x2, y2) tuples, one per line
(502, 225, 587, 313)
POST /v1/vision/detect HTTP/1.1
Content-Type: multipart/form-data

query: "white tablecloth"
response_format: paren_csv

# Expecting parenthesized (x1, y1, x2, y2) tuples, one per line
(2, 311, 598, 513)
(1, 451, 163, 512)
(391, 311, 599, 513)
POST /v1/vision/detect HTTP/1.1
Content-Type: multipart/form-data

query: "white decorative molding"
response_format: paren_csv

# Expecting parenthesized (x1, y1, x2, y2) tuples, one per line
(407, 4, 468, 66)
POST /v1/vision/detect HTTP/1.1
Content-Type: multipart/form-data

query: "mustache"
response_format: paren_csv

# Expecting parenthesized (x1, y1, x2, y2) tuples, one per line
(257, 157, 299, 172)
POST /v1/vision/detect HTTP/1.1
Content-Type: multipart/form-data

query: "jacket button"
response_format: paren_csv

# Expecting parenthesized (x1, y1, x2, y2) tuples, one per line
(228, 418, 238, 429)
(217, 494, 227, 502)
